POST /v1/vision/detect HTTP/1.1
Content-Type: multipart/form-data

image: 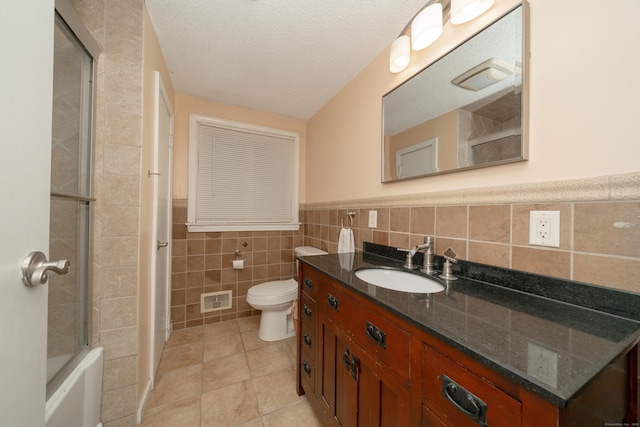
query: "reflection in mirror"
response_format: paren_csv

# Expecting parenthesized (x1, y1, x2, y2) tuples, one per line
(382, 4, 525, 182)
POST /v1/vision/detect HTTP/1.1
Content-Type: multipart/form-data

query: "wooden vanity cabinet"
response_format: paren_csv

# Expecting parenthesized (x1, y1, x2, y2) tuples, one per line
(298, 263, 412, 426)
(297, 263, 639, 427)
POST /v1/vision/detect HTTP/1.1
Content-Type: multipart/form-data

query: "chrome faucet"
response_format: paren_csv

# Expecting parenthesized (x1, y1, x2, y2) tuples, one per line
(420, 236, 435, 275)
(402, 236, 434, 271)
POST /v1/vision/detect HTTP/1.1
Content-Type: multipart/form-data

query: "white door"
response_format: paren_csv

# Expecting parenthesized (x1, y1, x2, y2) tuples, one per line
(151, 72, 174, 381)
(0, 1, 55, 425)
(396, 137, 438, 178)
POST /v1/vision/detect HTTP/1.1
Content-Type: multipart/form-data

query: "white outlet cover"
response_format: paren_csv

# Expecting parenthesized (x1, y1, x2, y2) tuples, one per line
(368, 210, 377, 228)
(529, 211, 560, 247)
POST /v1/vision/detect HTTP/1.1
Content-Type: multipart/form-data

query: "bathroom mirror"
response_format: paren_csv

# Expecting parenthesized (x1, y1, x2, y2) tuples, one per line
(382, 4, 526, 182)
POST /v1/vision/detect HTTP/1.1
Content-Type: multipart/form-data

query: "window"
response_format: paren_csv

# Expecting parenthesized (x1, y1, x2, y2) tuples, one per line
(187, 114, 300, 231)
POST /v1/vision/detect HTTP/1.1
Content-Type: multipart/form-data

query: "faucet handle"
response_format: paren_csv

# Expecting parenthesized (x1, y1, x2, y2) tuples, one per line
(440, 247, 458, 281)
(443, 247, 458, 263)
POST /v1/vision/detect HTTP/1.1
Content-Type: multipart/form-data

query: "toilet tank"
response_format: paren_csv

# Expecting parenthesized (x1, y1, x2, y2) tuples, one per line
(294, 246, 328, 257)
(294, 246, 328, 275)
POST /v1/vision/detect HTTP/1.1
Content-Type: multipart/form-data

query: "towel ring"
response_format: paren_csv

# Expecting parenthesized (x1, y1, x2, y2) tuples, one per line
(342, 211, 356, 229)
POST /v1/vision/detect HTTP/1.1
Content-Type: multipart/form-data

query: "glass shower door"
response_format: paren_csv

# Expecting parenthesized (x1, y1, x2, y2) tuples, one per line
(47, 12, 95, 397)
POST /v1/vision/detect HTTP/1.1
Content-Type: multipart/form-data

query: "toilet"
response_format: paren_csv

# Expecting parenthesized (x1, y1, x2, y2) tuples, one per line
(247, 246, 327, 341)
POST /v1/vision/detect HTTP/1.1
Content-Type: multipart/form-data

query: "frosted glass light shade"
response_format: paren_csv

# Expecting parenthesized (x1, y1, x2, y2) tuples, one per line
(389, 35, 411, 73)
(451, 0, 495, 25)
(411, 3, 443, 51)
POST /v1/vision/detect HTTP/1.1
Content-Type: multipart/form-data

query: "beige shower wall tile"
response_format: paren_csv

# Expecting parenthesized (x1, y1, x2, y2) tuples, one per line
(101, 296, 137, 330)
(103, 144, 140, 176)
(101, 266, 137, 298)
(102, 175, 140, 206)
(574, 202, 640, 258)
(468, 205, 510, 243)
(512, 247, 570, 279)
(512, 203, 572, 250)
(102, 384, 136, 423)
(102, 206, 140, 237)
(105, 0, 143, 27)
(103, 355, 137, 390)
(574, 254, 640, 292)
(101, 236, 138, 267)
(100, 326, 137, 360)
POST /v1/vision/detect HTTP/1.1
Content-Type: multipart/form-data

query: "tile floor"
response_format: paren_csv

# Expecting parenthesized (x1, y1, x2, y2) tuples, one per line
(141, 316, 324, 426)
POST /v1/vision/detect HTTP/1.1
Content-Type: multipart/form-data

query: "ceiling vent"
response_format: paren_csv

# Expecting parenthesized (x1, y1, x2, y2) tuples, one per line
(452, 58, 513, 91)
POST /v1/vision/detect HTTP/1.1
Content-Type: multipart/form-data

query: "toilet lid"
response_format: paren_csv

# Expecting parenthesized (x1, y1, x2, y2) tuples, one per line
(248, 278, 297, 297)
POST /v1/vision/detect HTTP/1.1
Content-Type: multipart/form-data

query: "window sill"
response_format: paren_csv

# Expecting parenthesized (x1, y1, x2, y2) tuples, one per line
(186, 223, 301, 233)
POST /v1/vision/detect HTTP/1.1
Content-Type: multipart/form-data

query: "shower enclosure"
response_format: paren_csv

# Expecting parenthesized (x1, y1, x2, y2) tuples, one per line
(47, 9, 96, 398)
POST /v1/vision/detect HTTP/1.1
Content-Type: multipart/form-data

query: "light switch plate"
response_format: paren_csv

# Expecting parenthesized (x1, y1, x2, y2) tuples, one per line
(368, 210, 377, 228)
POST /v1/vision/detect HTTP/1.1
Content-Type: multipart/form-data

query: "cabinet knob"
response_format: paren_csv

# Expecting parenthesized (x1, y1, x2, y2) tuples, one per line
(327, 293, 339, 311)
(303, 304, 312, 318)
(304, 277, 313, 290)
(302, 360, 312, 376)
(365, 321, 386, 349)
(303, 332, 312, 348)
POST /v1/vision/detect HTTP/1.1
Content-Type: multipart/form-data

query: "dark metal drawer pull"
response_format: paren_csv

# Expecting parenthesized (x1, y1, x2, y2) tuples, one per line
(302, 360, 312, 376)
(327, 293, 339, 311)
(350, 355, 359, 381)
(343, 348, 351, 370)
(303, 277, 313, 290)
(365, 321, 386, 348)
(303, 332, 312, 347)
(303, 304, 312, 318)
(441, 374, 487, 426)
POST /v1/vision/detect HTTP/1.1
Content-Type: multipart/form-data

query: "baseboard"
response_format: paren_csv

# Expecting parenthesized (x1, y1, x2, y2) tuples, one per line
(136, 378, 153, 424)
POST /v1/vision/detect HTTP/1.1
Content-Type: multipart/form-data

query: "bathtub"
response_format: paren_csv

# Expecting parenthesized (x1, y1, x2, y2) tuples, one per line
(45, 347, 103, 427)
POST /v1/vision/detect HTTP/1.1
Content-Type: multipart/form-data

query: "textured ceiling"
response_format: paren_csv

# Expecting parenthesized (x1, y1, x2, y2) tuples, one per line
(145, 0, 427, 121)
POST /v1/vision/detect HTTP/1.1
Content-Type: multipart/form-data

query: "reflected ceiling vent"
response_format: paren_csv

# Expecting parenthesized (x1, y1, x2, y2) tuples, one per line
(452, 58, 513, 91)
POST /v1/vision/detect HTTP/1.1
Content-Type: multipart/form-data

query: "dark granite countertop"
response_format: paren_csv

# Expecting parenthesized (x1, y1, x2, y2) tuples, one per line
(297, 243, 640, 408)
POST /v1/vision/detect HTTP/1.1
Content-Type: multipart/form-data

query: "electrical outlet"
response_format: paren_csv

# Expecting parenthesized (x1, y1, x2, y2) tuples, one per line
(527, 342, 558, 387)
(368, 210, 377, 228)
(529, 211, 560, 247)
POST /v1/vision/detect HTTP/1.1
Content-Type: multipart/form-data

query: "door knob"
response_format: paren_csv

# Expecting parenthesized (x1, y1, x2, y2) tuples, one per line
(22, 251, 70, 287)
(156, 240, 169, 251)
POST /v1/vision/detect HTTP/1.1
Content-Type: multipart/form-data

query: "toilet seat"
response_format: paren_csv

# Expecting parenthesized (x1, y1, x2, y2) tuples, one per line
(246, 278, 297, 305)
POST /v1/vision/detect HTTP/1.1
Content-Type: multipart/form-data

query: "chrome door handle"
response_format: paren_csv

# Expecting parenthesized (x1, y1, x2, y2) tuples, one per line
(22, 251, 70, 287)
(156, 240, 169, 251)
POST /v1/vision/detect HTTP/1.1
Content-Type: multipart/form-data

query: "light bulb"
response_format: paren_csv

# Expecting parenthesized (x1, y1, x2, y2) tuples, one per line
(411, 3, 443, 51)
(451, 0, 495, 25)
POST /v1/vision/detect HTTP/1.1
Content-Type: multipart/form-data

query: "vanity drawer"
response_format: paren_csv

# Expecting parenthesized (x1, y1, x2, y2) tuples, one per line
(320, 280, 411, 384)
(299, 292, 316, 333)
(300, 265, 323, 300)
(300, 314, 315, 354)
(300, 346, 315, 395)
(422, 345, 521, 427)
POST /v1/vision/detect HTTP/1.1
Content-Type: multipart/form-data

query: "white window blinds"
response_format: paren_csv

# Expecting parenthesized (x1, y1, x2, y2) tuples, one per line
(187, 114, 300, 232)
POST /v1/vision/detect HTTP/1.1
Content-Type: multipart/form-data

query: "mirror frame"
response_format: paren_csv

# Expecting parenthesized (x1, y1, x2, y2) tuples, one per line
(382, 2, 529, 183)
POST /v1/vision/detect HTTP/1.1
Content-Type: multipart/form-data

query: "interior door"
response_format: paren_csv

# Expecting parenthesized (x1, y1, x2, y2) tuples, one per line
(0, 1, 55, 425)
(151, 72, 174, 381)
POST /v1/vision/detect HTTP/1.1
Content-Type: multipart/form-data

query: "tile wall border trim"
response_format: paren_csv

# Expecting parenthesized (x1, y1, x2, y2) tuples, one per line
(302, 172, 640, 210)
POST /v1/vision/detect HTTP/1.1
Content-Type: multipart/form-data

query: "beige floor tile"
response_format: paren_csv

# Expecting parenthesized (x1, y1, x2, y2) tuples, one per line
(252, 367, 302, 415)
(146, 364, 202, 410)
(201, 380, 260, 427)
(203, 318, 241, 341)
(237, 315, 260, 332)
(164, 326, 204, 348)
(240, 329, 274, 352)
(158, 341, 203, 374)
(204, 333, 244, 362)
(141, 396, 200, 427)
(237, 418, 265, 427)
(246, 344, 292, 378)
(202, 353, 251, 393)
(281, 336, 297, 365)
(261, 399, 323, 427)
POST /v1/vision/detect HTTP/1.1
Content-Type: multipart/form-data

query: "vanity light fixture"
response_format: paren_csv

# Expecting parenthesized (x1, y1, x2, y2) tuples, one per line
(411, 3, 443, 51)
(451, 0, 495, 25)
(389, 0, 495, 73)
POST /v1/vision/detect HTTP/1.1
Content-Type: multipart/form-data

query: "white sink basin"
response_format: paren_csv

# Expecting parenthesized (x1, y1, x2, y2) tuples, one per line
(355, 268, 444, 294)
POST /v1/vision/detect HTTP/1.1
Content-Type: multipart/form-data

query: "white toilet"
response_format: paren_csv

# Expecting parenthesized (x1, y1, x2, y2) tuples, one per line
(247, 246, 327, 341)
